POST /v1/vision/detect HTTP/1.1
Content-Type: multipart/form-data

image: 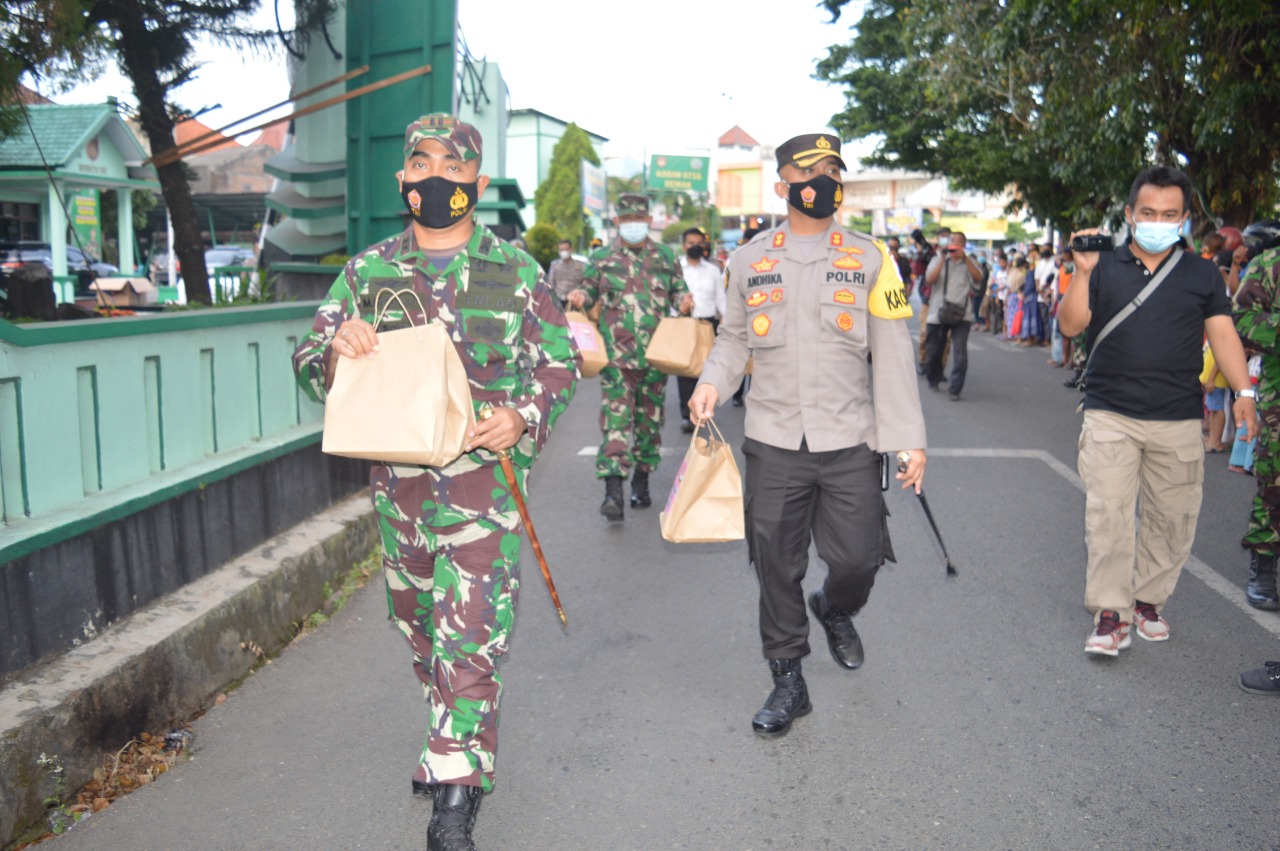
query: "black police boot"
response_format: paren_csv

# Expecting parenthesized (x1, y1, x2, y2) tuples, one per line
(1246, 551, 1280, 611)
(427, 783, 482, 851)
(809, 589, 865, 670)
(600, 476, 625, 521)
(751, 658, 811, 738)
(630, 469, 651, 508)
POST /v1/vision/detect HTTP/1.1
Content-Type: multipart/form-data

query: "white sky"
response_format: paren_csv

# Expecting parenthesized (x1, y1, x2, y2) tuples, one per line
(53, 1, 866, 165)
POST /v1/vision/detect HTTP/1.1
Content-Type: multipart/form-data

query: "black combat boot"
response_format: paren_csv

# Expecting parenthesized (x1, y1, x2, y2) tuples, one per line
(809, 589, 865, 670)
(1246, 551, 1280, 611)
(600, 476, 625, 521)
(427, 783, 483, 851)
(751, 658, 811, 737)
(630, 469, 651, 508)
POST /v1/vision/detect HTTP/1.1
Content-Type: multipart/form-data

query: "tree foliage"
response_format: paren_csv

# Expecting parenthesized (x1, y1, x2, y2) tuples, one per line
(533, 123, 600, 246)
(817, 0, 1280, 233)
(524, 221, 561, 271)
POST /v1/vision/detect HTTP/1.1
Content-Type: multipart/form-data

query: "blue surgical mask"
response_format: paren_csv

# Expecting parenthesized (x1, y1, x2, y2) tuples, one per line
(1131, 220, 1183, 253)
(619, 222, 649, 244)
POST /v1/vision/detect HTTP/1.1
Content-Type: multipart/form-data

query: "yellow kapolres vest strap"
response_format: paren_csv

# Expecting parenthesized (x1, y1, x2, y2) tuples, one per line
(869, 241, 914, 319)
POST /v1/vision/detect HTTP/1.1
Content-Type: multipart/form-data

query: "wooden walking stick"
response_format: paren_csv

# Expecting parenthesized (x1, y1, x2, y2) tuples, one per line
(478, 407, 567, 626)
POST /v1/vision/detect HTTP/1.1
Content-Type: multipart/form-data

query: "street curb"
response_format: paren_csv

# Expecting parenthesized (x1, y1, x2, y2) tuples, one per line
(0, 492, 377, 848)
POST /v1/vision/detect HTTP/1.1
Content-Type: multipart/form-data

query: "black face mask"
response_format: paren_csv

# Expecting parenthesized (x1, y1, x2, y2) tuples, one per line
(685, 245, 705, 260)
(786, 174, 842, 220)
(400, 176, 478, 229)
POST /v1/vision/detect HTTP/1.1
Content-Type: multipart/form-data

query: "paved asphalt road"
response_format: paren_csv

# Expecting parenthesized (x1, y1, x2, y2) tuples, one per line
(52, 317, 1280, 850)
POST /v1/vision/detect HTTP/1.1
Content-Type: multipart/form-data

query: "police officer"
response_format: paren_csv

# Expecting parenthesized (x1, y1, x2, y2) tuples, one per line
(690, 132, 927, 737)
(567, 194, 693, 519)
(293, 114, 580, 850)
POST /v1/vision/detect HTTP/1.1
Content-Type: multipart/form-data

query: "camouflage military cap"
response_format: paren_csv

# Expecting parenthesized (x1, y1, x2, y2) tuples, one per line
(404, 113, 482, 162)
(775, 132, 847, 171)
(616, 194, 650, 217)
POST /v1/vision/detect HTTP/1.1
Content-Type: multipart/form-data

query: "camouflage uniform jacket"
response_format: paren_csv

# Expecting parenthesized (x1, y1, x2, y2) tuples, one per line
(579, 237, 689, 369)
(293, 222, 581, 469)
(1235, 245, 1280, 408)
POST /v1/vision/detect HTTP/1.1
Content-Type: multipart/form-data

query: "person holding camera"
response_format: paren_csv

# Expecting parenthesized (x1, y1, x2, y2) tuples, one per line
(1058, 166, 1257, 657)
(923, 230, 984, 400)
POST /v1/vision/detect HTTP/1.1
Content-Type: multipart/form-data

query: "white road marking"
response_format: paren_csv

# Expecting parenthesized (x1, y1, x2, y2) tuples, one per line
(929, 447, 1280, 640)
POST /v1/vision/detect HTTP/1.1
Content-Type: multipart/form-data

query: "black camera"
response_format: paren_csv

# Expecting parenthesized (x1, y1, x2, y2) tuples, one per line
(1070, 234, 1114, 252)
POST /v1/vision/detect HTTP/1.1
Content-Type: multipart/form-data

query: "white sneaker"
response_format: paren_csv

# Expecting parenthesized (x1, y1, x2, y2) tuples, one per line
(1084, 611, 1131, 656)
(1133, 601, 1170, 641)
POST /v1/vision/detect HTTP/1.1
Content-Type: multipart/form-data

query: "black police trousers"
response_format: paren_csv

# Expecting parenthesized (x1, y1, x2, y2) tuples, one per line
(742, 437, 893, 660)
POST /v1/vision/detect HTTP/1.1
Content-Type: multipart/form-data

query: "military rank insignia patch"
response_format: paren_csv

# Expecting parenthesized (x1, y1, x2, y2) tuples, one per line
(770, 288, 785, 303)
(746, 290, 768, 308)
(830, 232, 842, 247)
(772, 232, 786, 248)
(834, 289, 856, 305)
(752, 314, 772, 336)
(751, 256, 779, 273)
(836, 312, 854, 332)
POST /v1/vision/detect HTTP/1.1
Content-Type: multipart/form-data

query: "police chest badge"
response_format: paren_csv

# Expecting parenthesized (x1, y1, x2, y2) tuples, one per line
(836, 312, 854, 332)
(752, 315, 771, 337)
(746, 291, 768, 308)
(449, 186, 469, 219)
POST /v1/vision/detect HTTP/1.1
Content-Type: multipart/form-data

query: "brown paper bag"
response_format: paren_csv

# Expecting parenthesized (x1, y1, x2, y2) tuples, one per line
(660, 419, 745, 543)
(565, 310, 608, 378)
(323, 289, 475, 467)
(644, 317, 715, 377)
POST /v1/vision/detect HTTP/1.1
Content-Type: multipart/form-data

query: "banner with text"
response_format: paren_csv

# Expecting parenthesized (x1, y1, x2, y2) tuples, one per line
(582, 160, 607, 215)
(648, 154, 709, 193)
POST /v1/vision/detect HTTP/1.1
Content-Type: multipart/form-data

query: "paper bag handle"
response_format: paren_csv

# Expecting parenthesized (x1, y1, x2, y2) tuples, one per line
(695, 417, 728, 448)
(371, 288, 429, 329)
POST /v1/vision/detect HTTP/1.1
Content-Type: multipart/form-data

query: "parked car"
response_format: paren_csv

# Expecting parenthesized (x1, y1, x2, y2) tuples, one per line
(0, 241, 118, 278)
(204, 245, 256, 277)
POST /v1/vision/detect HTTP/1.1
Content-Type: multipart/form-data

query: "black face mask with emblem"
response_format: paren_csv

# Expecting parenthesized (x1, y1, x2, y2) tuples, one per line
(786, 174, 842, 220)
(400, 176, 478, 229)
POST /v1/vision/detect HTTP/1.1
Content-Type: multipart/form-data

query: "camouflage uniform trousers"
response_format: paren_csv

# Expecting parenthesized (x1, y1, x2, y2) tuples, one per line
(373, 452, 525, 792)
(596, 364, 667, 477)
(1242, 403, 1280, 556)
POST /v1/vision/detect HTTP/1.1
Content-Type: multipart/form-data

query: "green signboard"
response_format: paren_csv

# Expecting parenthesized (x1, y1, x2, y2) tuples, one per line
(68, 189, 101, 259)
(647, 154, 709, 193)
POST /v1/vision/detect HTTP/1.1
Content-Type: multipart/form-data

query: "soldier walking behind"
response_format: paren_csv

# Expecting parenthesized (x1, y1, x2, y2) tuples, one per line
(568, 194, 692, 519)
(293, 114, 580, 850)
(1230, 222, 1280, 615)
(690, 132, 927, 737)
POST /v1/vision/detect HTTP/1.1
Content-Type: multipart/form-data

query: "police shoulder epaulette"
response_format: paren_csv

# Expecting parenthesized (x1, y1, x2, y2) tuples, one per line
(868, 239, 913, 320)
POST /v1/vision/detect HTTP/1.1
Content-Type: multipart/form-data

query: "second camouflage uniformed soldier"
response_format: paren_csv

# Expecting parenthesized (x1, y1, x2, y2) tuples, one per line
(1231, 222, 1280, 615)
(568, 194, 693, 519)
(293, 114, 580, 850)
(690, 132, 927, 737)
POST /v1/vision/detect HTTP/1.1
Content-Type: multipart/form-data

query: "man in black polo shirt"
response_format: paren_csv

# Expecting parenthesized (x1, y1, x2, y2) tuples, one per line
(1059, 166, 1258, 657)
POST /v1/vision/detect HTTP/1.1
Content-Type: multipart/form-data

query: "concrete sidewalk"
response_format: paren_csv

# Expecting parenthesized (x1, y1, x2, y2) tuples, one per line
(0, 493, 377, 847)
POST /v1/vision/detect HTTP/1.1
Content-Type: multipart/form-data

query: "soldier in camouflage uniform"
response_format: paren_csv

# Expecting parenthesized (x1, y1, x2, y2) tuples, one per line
(293, 114, 579, 851)
(1231, 222, 1280, 615)
(567, 194, 693, 520)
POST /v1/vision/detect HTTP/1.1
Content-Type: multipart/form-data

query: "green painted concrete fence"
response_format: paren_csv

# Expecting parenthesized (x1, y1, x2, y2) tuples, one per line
(0, 304, 327, 562)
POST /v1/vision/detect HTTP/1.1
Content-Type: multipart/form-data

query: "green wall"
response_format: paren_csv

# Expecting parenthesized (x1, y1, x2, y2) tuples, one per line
(345, 0, 457, 253)
(0, 306, 326, 561)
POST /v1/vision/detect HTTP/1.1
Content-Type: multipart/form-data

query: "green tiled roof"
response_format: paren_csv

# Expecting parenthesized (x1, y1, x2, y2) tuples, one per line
(0, 103, 113, 169)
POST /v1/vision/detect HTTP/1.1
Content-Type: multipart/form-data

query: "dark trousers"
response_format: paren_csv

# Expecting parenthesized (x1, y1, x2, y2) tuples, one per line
(743, 438, 890, 660)
(925, 320, 971, 395)
(677, 317, 717, 420)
